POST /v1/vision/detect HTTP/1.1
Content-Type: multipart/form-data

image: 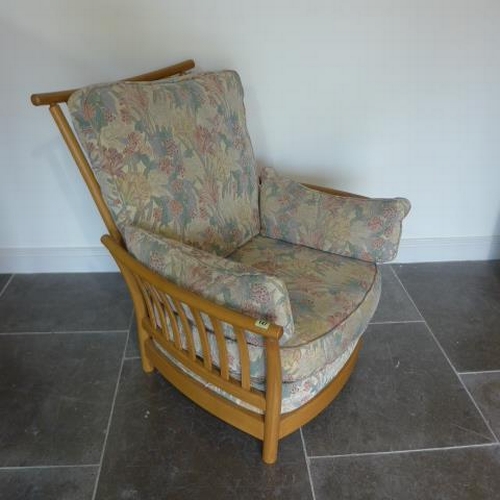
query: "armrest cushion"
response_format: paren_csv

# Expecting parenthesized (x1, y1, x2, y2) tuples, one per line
(260, 167, 411, 263)
(124, 226, 294, 345)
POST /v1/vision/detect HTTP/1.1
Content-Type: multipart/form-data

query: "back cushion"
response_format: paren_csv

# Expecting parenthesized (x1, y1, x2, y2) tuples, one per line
(68, 71, 260, 256)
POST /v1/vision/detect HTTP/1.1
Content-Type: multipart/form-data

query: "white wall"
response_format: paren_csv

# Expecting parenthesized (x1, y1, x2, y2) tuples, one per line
(1, 0, 499, 272)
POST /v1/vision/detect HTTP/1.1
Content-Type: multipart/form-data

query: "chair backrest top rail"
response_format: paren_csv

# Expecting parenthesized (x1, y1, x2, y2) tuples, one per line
(31, 59, 195, 107)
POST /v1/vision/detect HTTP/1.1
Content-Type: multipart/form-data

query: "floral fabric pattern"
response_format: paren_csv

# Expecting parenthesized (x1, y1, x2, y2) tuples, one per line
(129, 231, 379, 383)
(229, 236, 380, 381)
(125, 226, 294, 345)
(229, 236, 378, 345)
(68, 71, 260, 256)
(260, 167, 410, 263)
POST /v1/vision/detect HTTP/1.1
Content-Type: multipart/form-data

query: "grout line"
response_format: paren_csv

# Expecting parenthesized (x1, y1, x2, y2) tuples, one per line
(457, 374, 500, 443)
(369, 320, 425, 325)
(308, 442, 499, 460)
(0, 329, 129, 336)
(122, 310, 136, 360)
(91, 315, 131, 500)
(125, 309, 134, 353)
(458, 369, 500, 376)
(300, 428, 317, 500)
(0, 464, 99, 471)
(388, 265, 424, 320)
(0, 274, 14, 299)
(391, 269, 500, 444)
(53, 329, 130, 335)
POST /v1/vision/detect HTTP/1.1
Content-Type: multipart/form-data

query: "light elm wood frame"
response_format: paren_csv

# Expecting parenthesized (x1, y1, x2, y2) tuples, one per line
(31, 60, 362, 464)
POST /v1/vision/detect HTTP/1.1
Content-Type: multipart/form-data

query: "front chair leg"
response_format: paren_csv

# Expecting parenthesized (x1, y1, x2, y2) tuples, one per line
(262, 430, 279, 464)
(263, 336, 282, 464)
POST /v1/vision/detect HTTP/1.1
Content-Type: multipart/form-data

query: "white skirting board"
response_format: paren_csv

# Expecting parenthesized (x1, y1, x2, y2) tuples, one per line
(0, 236, 499, 273)
(394, 235, 500, 264)
(0, 246, 117, 273)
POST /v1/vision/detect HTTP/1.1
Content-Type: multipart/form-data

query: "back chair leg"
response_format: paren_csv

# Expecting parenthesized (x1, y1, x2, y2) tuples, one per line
(136, 321, 155, 373)
(115, 258, 155, 373)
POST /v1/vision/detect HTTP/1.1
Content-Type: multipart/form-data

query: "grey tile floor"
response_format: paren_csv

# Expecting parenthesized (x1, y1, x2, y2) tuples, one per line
(0, 262, 499, 499)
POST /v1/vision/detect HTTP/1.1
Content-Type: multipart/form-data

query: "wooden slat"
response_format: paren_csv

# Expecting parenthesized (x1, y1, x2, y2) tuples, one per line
(149, 286, 170, 341)
(137, 280, 156, 331)
(173, 298, 196, 361)
(147, 322, 266, 411)
(192, 309, 213, 370)
(31, 59, 195, 106)
(209, 316, 230, 381)
(161, 294, 182, 349)
(234, 327, 251, 390)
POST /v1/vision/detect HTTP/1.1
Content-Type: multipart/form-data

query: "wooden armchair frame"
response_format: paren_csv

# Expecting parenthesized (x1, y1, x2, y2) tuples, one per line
(31, 60, 362, 464)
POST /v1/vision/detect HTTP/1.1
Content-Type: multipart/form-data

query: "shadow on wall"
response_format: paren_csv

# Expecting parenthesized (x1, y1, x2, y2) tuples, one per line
(245, 79, 364, 195)
(256, 159, 364, 194)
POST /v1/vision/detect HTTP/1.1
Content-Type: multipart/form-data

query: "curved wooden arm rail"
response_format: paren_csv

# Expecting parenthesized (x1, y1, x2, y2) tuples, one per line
(31, 60, 363, 464)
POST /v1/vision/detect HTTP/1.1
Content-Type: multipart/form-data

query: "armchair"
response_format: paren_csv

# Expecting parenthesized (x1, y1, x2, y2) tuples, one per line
(31, 60, 410, 464)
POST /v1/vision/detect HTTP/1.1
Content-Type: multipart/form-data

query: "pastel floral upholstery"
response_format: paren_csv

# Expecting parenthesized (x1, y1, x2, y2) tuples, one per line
(260, 167, 411, 263)
(68, 71, 260, 256)
(124, 226, 294, 345)
(126, 229, 380, 383)
(229, 236, 381, 381)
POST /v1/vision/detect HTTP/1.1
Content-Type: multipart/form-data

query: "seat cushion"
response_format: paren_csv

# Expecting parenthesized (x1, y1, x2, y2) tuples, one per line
(127, 232, 379, 383)
(228, 236, 381, 381)
(68, 71, 260, 256)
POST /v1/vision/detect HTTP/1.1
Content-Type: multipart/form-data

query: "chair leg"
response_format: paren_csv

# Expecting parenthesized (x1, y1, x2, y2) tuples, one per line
(118, 264, 155, 374)
(136, 322, 154, 373)
(263, 337, 281, 464)
(262, 407, 280, 464)
(262, 432, 279, 464)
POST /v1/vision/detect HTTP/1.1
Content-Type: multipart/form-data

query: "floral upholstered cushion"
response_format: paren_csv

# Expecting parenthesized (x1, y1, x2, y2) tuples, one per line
(278, 338, 359, 413)
(229, 236, 381, 381)
(124, 226, 294, 345)
(260, 167, 411, 263)
(125, 227, 378, 382)
(68, 71, 260, 256)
